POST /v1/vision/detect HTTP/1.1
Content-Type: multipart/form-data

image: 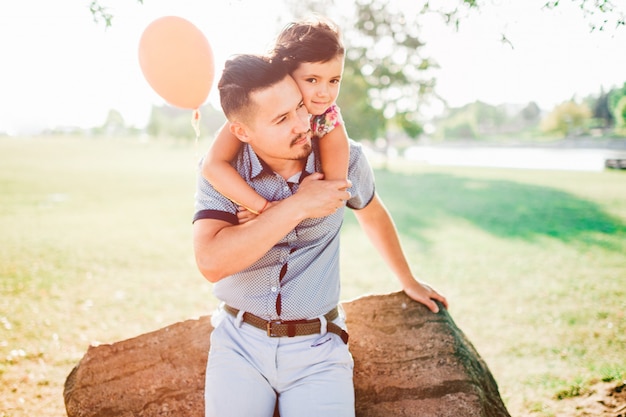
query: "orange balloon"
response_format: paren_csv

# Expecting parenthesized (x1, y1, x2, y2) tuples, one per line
(138, 16, 214, 109)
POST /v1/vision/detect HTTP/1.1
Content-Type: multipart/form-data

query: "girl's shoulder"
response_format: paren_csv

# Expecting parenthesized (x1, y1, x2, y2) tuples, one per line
(311, 104, 344, 138)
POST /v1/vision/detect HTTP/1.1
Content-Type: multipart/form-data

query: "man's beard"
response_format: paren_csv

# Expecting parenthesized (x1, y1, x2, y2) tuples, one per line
(288, 132, 313, 160)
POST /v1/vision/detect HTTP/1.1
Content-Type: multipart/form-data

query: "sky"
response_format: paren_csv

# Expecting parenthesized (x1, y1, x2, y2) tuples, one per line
(0, 0, 625, 135)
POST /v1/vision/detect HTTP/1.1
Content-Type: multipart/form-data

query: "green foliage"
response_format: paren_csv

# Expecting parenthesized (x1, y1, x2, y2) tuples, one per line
(521, 101, 541, 122)
(421, 0, 480, 29)
(396, 112, 424, 138)
(346, 0, 435, 138)
(607, 82, 626, 111)
(89, 0, 113, 27)
(608, 83, 626, 135)
(591, 88, 614, 128)
(433, 101, 512, 140)
(614, 95, 626, 135)
(286, 0, 464, 140)
(337, 65, 386, 140)
(544, 0, 625, 31)
(89, 0, 143, 28)
(540, 100, 593, 137)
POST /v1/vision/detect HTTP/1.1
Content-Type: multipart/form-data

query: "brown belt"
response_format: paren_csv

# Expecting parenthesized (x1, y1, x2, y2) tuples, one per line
(224, 305, 349, 344)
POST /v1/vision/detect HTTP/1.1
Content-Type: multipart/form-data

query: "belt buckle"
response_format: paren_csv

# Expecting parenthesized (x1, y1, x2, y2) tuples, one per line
(266, 320, 282, 337)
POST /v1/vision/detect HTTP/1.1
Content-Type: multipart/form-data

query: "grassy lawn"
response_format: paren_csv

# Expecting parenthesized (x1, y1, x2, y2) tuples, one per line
(1, 136, 624, 416)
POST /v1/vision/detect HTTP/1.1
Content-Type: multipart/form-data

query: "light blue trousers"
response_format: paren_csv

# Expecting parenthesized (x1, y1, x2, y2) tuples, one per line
(204, 308, 355, 417)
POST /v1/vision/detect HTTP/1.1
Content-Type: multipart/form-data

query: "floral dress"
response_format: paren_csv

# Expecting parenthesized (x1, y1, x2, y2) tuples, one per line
(310, 104, 344, 139)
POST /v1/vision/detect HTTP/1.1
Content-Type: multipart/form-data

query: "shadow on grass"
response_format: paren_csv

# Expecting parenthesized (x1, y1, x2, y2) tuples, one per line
(357, 170, 626, 251)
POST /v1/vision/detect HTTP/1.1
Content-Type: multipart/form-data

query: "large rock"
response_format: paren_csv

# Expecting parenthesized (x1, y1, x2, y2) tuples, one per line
(346, 292, 510, 417)
(64, 292, 510, 417)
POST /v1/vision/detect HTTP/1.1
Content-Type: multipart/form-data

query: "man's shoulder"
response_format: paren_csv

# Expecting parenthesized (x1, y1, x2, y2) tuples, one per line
(347, 139, 367, 164)
(348, 138, 363, 150)
(233, 144, 267, 179)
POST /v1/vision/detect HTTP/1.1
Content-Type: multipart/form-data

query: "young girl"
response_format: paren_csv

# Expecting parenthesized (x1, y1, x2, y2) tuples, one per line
(202, 16, 349, 216)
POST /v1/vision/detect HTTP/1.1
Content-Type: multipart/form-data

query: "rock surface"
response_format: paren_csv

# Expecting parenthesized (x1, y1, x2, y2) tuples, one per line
(64, 291, 510, 417)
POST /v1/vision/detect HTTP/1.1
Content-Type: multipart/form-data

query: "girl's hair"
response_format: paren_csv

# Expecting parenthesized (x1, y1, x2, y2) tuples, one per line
(271, 16, 345, 72)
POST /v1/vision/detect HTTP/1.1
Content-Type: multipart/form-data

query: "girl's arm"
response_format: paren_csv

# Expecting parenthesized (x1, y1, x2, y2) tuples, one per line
(202, 123, 269, 214)
(353, 193, 448, 313)
(319, 124, 349, 181)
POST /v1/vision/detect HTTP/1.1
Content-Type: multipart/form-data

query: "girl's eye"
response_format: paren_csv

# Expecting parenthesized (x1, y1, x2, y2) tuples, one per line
(331, 79, 341, 84)
(306, 78, 317, 84)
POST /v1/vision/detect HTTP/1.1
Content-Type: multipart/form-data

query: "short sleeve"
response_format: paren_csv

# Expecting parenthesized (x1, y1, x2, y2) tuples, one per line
(311, 104, 344, 139)
(192, 158, 239, 224)
(345, 140, 375, 210)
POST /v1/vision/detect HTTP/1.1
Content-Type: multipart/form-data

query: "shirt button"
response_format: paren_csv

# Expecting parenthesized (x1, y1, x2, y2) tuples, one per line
(270, 286, 278, 292)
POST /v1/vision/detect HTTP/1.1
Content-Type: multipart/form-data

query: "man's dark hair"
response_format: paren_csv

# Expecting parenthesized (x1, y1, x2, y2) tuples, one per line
(218, 54, 290, 122)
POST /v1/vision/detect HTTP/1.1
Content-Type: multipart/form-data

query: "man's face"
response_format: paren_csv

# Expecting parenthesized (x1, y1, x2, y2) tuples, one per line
(240, 76, 312, 165)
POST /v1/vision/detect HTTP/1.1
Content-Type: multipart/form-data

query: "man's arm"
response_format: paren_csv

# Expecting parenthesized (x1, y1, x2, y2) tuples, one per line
(193, 173, 351, 283)
(353, 193, 448, 313)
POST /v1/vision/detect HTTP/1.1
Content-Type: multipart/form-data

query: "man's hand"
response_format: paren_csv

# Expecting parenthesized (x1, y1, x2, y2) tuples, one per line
(291, 173, 352, 219)
(235, 174, 351, 224)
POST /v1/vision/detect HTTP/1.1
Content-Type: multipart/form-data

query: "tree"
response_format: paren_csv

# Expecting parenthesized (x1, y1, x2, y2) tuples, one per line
(343, 0, 438, 141)
(282, 0, 624, 142)
(613, 96, 626, 136)
(540, 100, 592, 137)
(90, 0, 143, 27)
(543, 0, 625, 31)
(608, 83, 626, 132)
(591, 87, 614, 128)
(284, 0, 481, 141)
(101, 109, 126, 136)
(91, 0, 626, 31)
(433, 101, 511, 140)
(521, 101, 541, 122)
(336, 65, 387, 140)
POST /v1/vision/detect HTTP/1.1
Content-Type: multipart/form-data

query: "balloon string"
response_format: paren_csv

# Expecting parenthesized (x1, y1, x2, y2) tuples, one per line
(191, 109, 201, 140)
(192, 109, 201, 166)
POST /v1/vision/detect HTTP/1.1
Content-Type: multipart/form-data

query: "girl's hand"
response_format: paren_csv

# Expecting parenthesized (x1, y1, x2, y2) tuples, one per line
(236, 201, 278, 224)
(402, 280, 448, 314)
(236, 206, 257, 224)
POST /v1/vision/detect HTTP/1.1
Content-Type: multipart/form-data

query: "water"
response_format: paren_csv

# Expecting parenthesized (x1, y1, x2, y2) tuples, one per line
(403, 146, 626, 172)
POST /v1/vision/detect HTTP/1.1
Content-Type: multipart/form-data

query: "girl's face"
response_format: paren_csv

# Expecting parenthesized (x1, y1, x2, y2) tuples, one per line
(290, 55, 344, 116)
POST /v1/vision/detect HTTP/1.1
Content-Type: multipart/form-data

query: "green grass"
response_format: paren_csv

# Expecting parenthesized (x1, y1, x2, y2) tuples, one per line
(1, 137, 625, 416)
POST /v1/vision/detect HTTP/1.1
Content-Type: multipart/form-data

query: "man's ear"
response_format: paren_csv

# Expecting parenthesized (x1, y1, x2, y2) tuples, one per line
(229, 122, 251, 143)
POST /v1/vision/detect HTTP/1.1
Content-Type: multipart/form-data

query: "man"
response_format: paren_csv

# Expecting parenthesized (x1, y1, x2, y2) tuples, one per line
(193, 54, 448, 417)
